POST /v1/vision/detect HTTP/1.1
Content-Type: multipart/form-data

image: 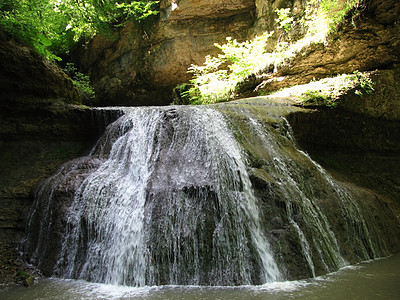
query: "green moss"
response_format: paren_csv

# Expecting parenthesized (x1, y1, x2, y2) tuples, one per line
(271, 71, 375, 108)
(300, 90, 337, 107)
(15, 270, 34, 286)
(251, 168, 278, 185)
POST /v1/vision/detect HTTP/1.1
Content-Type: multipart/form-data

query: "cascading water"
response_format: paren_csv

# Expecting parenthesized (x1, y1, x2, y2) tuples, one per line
(54, 109, 162, 286)
(21, 101, 397, 287)
(213, 101, 393, 278)
(22, 106, 281, 286)
(142, 107, 281, 285)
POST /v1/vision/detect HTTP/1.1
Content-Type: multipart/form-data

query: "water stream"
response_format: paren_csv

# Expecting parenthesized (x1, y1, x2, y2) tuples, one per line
(20, 102, 399, 288)
(2, 253, 400, 299)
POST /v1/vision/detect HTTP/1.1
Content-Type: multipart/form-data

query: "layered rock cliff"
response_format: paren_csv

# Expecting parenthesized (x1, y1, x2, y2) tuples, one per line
(0, 30, 120, 284)
(0, 31, 80, 104)
(75, 0, 400, 109)
(76, 0, 261, 106)
(251, 0, 400, 98)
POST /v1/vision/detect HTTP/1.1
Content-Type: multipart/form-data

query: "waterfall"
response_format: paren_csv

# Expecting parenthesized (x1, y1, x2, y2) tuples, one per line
(214, 102, 391, 277)
(54, 108, 162, 286)
(22, 106, 281, 286)
(21, 102, 395, 286)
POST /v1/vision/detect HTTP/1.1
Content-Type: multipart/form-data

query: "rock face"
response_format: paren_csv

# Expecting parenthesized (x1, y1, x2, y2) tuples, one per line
(339, 67, 400, 120)
(0, 30, 122, 284)
(144, 0, 256, 88)
(251, 0, 304, 36)
(0, 31, 80, 103)
(250, 0, 400, 97)
(77, 0, 258, 105)
(76, 0, 400, 107)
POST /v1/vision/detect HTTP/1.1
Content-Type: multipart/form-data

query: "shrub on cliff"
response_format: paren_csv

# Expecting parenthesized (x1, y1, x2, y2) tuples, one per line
(272, 71, 375, 107)
(63, 63, 96, 105)
(186, 0, 365, 105)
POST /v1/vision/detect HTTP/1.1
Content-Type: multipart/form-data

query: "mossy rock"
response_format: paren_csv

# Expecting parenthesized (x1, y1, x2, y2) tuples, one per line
(15, 270, 35, 287)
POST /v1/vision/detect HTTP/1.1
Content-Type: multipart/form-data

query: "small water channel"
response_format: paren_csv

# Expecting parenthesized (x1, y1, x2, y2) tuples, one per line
(1, 253, 399, 299)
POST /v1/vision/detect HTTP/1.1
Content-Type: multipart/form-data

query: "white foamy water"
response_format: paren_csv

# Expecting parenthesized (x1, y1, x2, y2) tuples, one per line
(2, 253, 400, 300)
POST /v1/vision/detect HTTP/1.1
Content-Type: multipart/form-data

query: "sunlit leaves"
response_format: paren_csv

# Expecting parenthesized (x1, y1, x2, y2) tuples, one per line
(272, 71, 375, 107)
(186, 0, 365, 105)
(116, 1, 159, 22)
(275, 8, 294, 33)
(0, 0, 160, 59)
(188, 32, 274, 104)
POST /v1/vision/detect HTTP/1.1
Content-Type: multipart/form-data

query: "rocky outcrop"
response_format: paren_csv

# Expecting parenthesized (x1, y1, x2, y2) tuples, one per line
(0, 31, 80, 103)
(77, 0, 258, 106)
(339, 67, 400, 120)
(76, 0, 400, 107)
(145, 0, 256, 84)
(0, 30, 122, 284)
(76, 23, 150, 107)
(250, 0, 400, 98)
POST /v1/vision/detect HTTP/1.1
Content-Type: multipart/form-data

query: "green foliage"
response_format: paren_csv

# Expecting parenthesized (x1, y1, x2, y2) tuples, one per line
(0, 0, 159, 60)
(63, 63, 95, 104)
(187, 32, 274, 105)
(353, 70, 374, 96)
(302, 0, 362, 36)
(186, 0, 365, 105)
(116, 1, 159, 22)
(320, 0, 362, 30)
(272, 71, 375, 107)
(172, 83, 194, 105)
(1, 0, 63, 60)
(300, 89, 338, 107)
(275, 8, 294, 34)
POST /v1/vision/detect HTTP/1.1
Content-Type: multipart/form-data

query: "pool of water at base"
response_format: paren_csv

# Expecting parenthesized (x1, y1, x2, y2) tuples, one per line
(1, 253, 399, 300)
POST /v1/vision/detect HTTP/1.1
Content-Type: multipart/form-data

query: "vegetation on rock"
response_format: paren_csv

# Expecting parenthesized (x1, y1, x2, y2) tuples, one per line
(62, 63, 96, 104)
(187, 32, 273, 104)
(1, 0, 159, 104)
(15, 270, 35, 287)
(271, 71, 375, 107)
(0, 0, 159, 60)
(186, 0, 366, 105)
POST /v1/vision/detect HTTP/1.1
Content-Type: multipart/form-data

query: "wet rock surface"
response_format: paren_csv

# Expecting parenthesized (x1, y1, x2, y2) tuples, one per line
(217, 100, 400, 279)
(19, 102, 400, 285)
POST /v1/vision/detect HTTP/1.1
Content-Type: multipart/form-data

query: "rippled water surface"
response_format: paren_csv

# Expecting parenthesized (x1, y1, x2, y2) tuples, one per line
(1, 253, 399, 300)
